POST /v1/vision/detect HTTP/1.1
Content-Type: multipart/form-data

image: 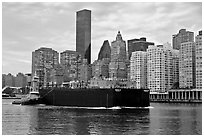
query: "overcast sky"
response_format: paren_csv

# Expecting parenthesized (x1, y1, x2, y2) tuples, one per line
(2, 2, 202, 75)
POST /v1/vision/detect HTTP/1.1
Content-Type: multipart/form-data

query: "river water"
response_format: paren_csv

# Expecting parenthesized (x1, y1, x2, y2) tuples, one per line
(2, 99, 202, 135)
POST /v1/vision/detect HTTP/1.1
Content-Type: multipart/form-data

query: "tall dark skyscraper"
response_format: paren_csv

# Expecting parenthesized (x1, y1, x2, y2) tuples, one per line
(128, 37, 154, 59)
(76, 9, 91, 64)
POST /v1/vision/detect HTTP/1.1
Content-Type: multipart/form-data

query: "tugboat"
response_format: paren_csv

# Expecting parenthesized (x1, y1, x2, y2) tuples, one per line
(12, 72, 42, 105)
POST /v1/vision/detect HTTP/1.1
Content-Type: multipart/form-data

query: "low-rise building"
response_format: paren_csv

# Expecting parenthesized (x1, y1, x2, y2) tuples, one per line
(15, 72, 27, 87)
(4, 73, 15, 87)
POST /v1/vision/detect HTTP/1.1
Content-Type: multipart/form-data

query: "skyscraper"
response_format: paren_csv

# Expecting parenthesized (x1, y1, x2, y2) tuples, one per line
(76, 9, 91, 64)
(195, 30, 202, 89)
(128, 37, 154, 59)
(109, 31, 127, 80)
(172, 29, 194, 50)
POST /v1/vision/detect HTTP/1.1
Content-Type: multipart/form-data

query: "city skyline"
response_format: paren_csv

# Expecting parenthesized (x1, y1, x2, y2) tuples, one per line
(2, 2, 202, 75)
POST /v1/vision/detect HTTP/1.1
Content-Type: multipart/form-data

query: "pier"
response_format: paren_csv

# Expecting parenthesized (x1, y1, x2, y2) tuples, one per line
(150, 89, 202, 103)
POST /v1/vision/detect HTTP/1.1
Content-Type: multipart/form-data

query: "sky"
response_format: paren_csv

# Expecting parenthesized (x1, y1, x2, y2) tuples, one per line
(2, 2, 202, 75)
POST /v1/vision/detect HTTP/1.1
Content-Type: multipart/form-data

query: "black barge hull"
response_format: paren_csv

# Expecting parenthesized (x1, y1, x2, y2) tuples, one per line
(39, 88, 150, 107)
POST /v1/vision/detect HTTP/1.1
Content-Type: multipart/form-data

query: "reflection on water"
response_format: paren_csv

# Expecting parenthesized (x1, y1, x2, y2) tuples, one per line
(149, 103, 202, 135)
(2, 99, 202, 135)
(30, 107, 150, 135)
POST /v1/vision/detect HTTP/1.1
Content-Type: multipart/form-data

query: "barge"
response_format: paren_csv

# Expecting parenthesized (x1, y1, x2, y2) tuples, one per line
(39, 88, 150, 108)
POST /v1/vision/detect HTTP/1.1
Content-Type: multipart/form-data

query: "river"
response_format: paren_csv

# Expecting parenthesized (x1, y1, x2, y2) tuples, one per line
(2, 99, 202, 135)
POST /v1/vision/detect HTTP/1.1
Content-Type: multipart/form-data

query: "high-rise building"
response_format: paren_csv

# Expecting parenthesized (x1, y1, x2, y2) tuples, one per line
(130, 51, 147, 89)
(195, 30, 202, 89)
(76, 9, 91, 64)
(128, 37, 154, 59)
(172, 29, 194, 50)
(15, 72, 27, 87)
(179, 42, 196, 88)
(109, 31, 127, 80)
(147, 45, 166, 92)
(147, 44, 177, 92)
(60, 50, 81, 81)
(32, 47, 59, 87)
(98, 40, 111, 60)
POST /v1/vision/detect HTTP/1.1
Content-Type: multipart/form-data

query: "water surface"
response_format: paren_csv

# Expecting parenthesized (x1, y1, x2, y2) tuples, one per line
(2, 99, 202, 135)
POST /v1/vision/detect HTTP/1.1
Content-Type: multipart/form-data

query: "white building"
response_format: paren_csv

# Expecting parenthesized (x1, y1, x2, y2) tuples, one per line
(195, 31, 202, 89)
(179, 42, 196, 88)
(147, 45, 166, 92)
(147, 44, 177, 92)
(130, 51, 147, 89)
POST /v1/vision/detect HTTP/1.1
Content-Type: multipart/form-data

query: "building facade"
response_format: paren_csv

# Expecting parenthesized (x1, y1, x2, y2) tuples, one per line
(92, 58, 110, 78)
(179, 42, 196, 88)
(163, 44, 174, 92)
(78, 59, 92, 82)
(109, 31, 127, 80)
(50, 64, 64, 86)
(172, 29, 194, 50)
(130, 51, 147, 89)
(128, 37, 154, 59)
(32, 47, 59, 87)
(172, 49, 179, 85)
(195, 30, 202, 89)
(76, 9, 91, 64)
(60, 50, 81, 81)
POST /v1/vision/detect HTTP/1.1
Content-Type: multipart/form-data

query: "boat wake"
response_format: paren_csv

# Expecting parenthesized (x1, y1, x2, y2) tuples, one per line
(37, 105, 153, 110)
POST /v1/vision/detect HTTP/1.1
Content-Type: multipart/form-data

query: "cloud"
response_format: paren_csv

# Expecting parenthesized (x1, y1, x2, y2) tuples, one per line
(2, 2, 202, 75)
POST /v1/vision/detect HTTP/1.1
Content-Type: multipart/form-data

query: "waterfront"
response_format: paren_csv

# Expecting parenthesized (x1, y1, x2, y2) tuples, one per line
(2, 99, 202, 135)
